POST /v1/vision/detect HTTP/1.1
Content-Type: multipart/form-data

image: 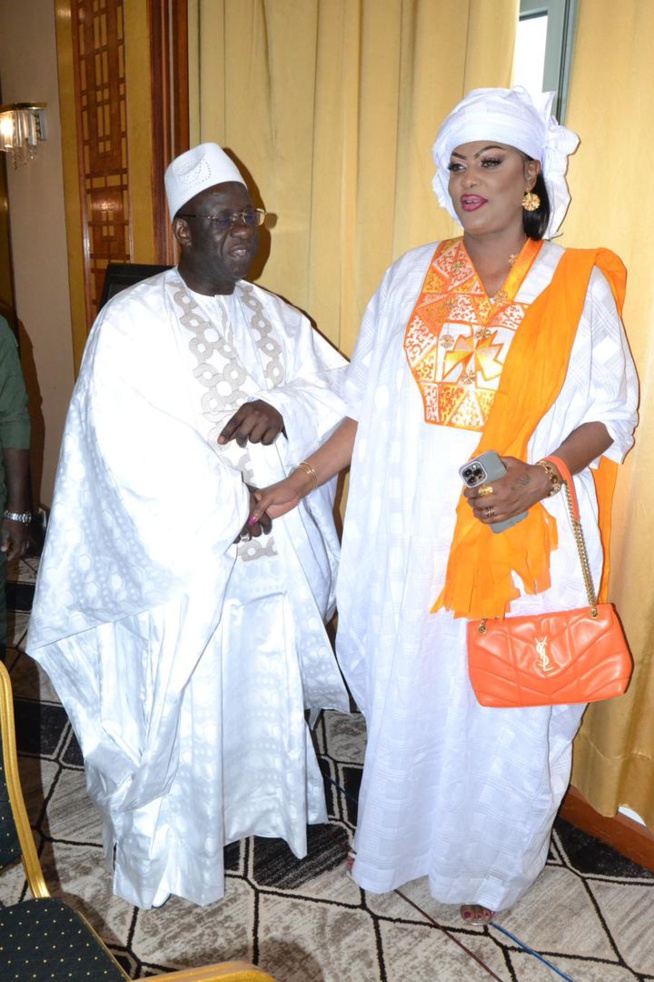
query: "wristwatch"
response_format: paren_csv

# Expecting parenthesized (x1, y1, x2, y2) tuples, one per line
(3, 510, 32, 524)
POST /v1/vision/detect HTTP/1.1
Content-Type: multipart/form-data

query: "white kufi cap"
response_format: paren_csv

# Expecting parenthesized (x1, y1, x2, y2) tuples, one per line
(164, 143, 246, 219)
(431, 87, 579, 237)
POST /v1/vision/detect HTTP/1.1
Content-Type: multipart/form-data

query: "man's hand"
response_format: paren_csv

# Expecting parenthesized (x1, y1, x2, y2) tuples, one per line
(1, 518, 31, 561)
(218, 400, 284, 448)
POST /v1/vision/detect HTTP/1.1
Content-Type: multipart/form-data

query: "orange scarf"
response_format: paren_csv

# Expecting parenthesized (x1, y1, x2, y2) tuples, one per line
(431, 246, 627, 619)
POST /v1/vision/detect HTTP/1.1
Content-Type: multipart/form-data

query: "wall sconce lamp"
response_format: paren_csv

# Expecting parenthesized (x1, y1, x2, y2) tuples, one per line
(0, 103, 47, 167)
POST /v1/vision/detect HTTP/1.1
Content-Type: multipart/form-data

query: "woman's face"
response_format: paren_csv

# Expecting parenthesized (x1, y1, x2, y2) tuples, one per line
(447, 141, 540, 237)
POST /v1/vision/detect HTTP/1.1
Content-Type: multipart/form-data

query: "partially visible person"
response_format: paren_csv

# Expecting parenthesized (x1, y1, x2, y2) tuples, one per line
(250, 88, 638, 921)
(0, 314, 31, 661)
(27, 144, 348, 909)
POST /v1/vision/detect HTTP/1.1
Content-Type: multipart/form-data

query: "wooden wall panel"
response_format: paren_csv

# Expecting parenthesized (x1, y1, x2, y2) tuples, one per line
(56, 0, 188, 370)
(151, 0, 189, 263)
(0, 155, 16, 326)
(72, 0, 130, 325)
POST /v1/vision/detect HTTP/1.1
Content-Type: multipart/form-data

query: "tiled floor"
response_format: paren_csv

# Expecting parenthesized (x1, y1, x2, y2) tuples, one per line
(2, 557, 653, 981)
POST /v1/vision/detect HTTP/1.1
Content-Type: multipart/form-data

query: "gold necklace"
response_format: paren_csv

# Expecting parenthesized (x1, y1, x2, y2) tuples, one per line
(508, 237, 528, 266)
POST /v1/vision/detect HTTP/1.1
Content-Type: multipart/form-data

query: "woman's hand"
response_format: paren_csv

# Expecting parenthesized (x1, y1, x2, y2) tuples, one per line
(246, 417, 359, 526)
(234, 488, 273, 543)
(248, 470, 312, 525)
(463, 455, 552, 526)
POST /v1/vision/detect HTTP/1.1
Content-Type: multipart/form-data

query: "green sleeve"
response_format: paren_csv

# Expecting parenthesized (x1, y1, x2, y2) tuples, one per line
(0, 316, 31, 451)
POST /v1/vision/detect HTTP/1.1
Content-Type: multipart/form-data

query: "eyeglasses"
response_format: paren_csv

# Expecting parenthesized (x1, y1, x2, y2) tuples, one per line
(177, 207, 266, 231)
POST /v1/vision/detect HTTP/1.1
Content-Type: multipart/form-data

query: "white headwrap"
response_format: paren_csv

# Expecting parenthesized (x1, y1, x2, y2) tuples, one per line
(431, 87, 579, 237)
(164, 143, 246, 219)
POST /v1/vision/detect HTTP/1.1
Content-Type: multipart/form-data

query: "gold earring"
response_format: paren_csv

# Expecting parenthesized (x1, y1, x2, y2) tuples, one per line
(522, 189, 540, 212)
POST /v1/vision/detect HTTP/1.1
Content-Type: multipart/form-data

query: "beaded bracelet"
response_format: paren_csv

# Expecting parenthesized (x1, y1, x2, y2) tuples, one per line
(296, 460, 318, 491)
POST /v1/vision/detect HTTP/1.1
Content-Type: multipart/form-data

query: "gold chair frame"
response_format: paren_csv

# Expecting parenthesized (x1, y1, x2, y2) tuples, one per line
(0, 660, 276, 982)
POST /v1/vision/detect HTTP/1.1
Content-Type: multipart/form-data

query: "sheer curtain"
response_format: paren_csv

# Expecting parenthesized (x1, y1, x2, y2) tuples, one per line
(187, 0, 517, 353)
(559, 0, 654, 828)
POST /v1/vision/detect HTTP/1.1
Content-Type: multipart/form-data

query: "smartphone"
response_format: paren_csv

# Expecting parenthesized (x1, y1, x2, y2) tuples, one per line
(459, 450, 527, 534)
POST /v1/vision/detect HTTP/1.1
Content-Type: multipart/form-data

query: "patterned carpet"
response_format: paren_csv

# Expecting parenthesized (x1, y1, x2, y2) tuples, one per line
(2, 556, 653, 981)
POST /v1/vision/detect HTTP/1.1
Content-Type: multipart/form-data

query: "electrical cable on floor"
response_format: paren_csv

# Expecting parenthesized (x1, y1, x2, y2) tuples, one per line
(324, 774, 503, 979)
(325, 771, 580, 982)
(393, 886, 505, 981)
(320, 814, 504, 981)
(488, 923, 579, 982)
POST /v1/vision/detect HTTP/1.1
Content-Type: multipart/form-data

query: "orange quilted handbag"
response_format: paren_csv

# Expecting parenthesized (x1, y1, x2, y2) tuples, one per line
(467, 456, 633, 708)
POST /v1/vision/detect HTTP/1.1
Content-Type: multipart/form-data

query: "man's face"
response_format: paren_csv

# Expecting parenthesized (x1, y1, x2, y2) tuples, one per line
(174, 182, 259, 295)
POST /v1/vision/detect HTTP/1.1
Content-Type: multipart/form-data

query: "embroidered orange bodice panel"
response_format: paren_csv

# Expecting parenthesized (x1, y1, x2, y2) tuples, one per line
(403, 237, 543, 431)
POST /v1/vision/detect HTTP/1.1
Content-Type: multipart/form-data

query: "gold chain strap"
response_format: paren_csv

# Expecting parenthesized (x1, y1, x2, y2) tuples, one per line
(477, 471, 598, 634)
(562, 480, 599, 616)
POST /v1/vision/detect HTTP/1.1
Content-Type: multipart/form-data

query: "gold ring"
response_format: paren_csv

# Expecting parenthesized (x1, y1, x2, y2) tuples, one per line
(477, 485, 494, 497)
(484, 506, 496, 518)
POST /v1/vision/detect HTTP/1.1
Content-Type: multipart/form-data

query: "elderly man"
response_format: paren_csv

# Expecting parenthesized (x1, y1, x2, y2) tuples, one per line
(27, 144, 348, 909)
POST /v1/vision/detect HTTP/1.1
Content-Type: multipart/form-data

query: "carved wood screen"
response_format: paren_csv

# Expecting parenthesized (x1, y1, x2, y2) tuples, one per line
(57, 0, 188, 368)
(71, 0, 130, 326)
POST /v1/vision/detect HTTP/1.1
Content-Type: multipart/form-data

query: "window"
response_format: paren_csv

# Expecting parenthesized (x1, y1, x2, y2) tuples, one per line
(513, 0, 578, 122)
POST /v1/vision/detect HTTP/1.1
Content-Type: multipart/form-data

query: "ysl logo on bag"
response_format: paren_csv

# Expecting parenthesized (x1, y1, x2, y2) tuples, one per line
(534, 636, 556, 674)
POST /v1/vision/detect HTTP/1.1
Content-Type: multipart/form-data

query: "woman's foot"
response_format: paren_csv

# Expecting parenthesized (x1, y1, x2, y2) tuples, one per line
(345, 849, 356, 878)
(460, 904, 494, 923)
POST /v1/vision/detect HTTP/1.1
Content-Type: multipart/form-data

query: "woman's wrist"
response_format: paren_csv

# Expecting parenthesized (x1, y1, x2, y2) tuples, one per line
(293, 461, 319, 497)
(535, 459, 562, 498)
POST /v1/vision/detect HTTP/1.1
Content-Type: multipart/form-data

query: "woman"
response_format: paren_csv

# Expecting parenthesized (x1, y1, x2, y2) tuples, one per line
(249, 87, 638, 921)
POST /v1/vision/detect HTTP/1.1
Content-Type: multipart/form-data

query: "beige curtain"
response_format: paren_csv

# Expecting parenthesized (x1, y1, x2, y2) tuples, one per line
(187, 0, 654, 830)
(187, 0, 517, 355)
(559, 0, 654, 828)
(188, 0, 654, 832)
